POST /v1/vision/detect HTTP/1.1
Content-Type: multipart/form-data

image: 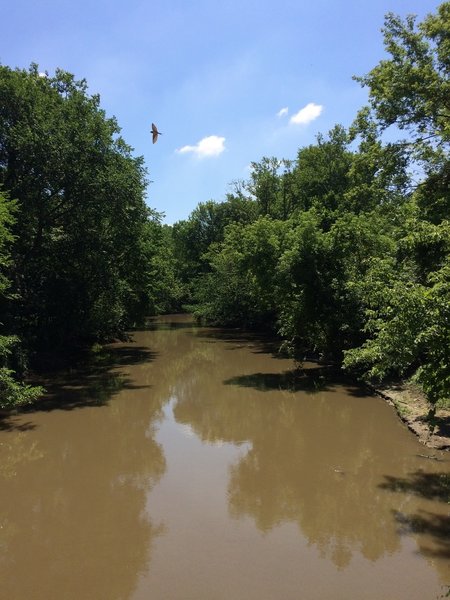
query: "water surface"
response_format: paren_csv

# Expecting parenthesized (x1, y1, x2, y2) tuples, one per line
(1, 314, 449, 599)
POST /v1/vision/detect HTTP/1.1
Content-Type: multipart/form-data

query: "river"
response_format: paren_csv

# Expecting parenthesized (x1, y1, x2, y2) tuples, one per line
(0, 314, 449, 599)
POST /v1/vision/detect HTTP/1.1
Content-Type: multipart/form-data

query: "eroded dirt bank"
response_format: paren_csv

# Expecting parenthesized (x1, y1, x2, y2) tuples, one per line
(374, 381, 450, 451)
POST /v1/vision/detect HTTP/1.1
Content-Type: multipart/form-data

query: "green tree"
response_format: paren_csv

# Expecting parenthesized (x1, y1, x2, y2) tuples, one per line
(172, 195, 258, 306)
(0, 189, 42, 407)
(291, 126, 353, 222)
(354, 3, 450, 220)
(247, 157, 282, 217)
(343, 211, 450, 409)
(344, 2, 450, 409)
(194, 217, 287, 328)
(142, 220, 184, 315)
(355, 5, 449, 151)
(0, 64, 151, 353)
(276, 209, 396, 359)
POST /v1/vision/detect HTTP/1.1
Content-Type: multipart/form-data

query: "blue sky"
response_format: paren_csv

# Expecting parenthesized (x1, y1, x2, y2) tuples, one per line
(1, 0, 442, 224)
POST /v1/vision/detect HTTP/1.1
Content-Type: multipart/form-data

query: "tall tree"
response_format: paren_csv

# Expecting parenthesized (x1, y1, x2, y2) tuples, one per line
(0, 189, 42, 407)
(354, 3, 450, 220)
(344, 3, 450, 409)
(0, 65, 151, 352)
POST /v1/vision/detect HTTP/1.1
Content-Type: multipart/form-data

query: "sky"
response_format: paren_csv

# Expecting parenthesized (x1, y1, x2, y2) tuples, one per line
(1, 0, 443, 224)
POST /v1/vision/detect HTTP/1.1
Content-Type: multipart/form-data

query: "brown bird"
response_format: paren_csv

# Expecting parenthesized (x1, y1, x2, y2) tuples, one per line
(151, 123, 162, 143)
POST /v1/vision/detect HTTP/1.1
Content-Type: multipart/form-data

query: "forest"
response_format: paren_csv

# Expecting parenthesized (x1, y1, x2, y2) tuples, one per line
(0, 3, 449, 415)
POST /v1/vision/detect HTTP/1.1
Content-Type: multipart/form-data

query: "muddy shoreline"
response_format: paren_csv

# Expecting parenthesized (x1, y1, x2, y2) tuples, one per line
(371, 380, 450, 451)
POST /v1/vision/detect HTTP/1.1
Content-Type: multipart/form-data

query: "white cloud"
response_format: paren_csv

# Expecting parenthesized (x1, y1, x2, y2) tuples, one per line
(277, 107, 289, 118)
(290, 102, 323, 125)
(177, 135, 226, 158)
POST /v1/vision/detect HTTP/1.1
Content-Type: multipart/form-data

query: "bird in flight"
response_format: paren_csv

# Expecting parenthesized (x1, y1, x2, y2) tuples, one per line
(151, 123, 162, 144)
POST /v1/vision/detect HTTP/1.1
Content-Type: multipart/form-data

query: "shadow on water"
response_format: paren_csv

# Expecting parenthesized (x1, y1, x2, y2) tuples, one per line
(145, 321, 196, 331)
(380, 471, 450, 560)
(223, 368, 335, 394)
(0, 418, 37, 432)
(0, 344, 158, 430)
(394, 510, 450, 560)
(99, 345, 158, 366)
(144, 315, 197, 331)
(194, 328, 288, 359)
(380, 471, 450, 502)
(222, 364, 370, 397)
(188, 324, 376, 400)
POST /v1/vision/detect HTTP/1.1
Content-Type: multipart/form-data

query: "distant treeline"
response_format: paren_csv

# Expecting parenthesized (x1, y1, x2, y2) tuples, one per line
(0, 3, 449, 412)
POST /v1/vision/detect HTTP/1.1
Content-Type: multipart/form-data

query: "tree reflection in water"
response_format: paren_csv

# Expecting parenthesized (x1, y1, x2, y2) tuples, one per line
(170, 324, 450, 577)
(0, 342, 166, 600)
(2, 315, 449, 598)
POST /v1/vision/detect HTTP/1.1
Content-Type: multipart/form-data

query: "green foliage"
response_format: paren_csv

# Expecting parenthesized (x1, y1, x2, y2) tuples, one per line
(415, 256, 450, 406)
(0, 188, 16, 296)
(193, 217, 286, 328)
(354, 4, 450, 188)
(342, 3, 450, 407)
(172, 195, 258, 306)
(0, 189, 42, 407)
(0, 64, 184, 406)
(291, 125, 354, 222)
(0, 3, 448, 415)
(0, 335, 43, 408)
(343, 245, 450, 407)
(0, 64, 152, 349)
(247, 157, 283, 217)
(277, 209, 396, 358)
(343, 273, 426, 379)
(189, 3, 450, 410)
(143, 221, 184, 315)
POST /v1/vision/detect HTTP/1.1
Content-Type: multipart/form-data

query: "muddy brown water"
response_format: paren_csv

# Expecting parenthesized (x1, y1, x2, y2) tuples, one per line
(1, 314, 449, 599)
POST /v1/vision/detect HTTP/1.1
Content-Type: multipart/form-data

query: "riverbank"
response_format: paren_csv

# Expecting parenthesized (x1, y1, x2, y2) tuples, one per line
(10, 318, 450, 454)
(373, 380, 450, 451)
